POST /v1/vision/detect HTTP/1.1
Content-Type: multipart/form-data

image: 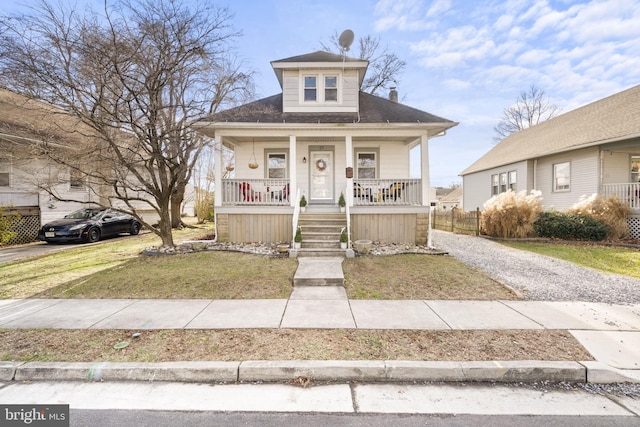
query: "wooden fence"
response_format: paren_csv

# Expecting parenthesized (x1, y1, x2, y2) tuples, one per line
(432, 208, 481, 236)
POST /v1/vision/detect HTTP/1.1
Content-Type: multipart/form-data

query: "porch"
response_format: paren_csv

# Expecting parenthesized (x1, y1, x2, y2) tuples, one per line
(601, 183, 640, 211)
(221, 178, 423, 207)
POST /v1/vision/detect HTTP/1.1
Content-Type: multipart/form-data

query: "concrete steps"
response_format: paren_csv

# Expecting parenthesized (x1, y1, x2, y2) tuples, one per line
(293, 256, 344, 286)
(297, 211, 347, 257)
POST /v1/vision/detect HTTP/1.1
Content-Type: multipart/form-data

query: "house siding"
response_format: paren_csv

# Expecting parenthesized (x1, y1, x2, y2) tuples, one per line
(282, 69, 359, 113)
(602, 150, 631, 184)
(536, 147, 599, 211)
(220, 213, 293, 242)
(462, 160, 529, 210)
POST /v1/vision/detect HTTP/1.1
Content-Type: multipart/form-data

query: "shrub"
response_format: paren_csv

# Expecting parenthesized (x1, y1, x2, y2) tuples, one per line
(0, 207, 19, 246)
(533, 211, 610, 240)
(568, 194, 629, 239)
(480, 190, 543, 238)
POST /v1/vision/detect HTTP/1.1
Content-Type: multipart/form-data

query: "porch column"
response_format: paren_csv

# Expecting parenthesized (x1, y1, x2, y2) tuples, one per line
(345, 135, 353, 207)
(289, 135, 297, 207)
(214, 133, 223, 207)
(420, 134, 430, 206)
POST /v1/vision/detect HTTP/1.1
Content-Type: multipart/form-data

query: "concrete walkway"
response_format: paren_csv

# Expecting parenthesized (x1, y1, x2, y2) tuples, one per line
(1, 291, 639, 383)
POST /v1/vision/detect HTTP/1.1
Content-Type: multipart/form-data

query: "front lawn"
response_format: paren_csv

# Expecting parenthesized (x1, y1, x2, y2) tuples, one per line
(500, 241, 640, 279)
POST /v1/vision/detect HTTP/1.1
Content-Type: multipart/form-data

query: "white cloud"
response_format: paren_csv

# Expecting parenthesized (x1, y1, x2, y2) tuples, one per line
(426, 0, 452, 17)
(443, 78, 472, 90)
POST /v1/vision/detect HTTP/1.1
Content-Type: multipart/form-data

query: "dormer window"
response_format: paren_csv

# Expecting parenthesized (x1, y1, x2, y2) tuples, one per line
(304, 76, 317, 101)
(302, 73, 339, 103)
(324, 76, 337, 101)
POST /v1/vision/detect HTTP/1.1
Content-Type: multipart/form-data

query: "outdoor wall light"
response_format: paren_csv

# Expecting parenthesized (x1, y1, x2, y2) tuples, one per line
(303, 157, 307, 163)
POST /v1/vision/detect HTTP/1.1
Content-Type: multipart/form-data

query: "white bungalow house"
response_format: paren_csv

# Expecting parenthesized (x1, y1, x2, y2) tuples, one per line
(460, 84, 640, 238)
(194, 51, 458, 248)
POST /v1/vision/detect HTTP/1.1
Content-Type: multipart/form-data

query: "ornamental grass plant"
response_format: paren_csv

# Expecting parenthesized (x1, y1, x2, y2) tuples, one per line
(567, 194, 629, 239)
(480, 190, 543, 238)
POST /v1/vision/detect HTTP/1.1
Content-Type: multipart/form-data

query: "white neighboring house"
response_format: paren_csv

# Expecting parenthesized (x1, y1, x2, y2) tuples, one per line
(460, 84, 640, 238)
(194, 50, 458, 244)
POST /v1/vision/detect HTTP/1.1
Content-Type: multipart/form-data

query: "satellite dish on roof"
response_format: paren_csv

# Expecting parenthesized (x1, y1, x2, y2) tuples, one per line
(338, 29, 354, 52)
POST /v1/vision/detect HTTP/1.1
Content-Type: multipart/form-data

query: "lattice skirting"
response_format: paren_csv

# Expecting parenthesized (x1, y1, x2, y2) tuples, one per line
(4, 214, 40, 245)
(628, 216, 640, 239)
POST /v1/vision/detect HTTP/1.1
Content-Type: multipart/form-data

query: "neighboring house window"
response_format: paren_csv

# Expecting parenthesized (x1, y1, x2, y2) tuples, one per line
(69, 168, 85, 190)
(491, 174, 499, 196)
(0, 160, 9, 187)
(304, 76, 317, 102)
(553, 162, 570, 191)
(324, 76, 337, 101)
(499, 172, 507, 193)
(632, 156, 640, 183)
(356, 152, 376, 179)
(508, 171, 517, 191)
(267, 152, 287, 178)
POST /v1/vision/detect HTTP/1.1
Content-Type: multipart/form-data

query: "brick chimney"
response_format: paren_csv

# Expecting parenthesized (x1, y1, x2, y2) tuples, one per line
(389, 86, 398, 102)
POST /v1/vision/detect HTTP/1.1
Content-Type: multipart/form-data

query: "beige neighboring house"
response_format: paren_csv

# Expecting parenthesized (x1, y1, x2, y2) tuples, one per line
(0, 88, 96, 242)
(194, 50, 458, 245)
(460, 84, 640, 238)
(438, 186, 463, 211)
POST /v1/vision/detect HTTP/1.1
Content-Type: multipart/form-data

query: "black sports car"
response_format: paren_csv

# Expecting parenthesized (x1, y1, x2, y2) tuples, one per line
(38, 208, 142, 244)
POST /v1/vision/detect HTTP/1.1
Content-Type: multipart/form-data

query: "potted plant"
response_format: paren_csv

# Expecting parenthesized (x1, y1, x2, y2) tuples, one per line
(338, 192, 346, 212)
(294, 226, 302, 249)
(299, 195, 307, 212)
(339, 227, 348, 249)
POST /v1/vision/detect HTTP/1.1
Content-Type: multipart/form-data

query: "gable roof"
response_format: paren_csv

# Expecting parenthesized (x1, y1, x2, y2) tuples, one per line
(271, 50, 363, 64)
(461, 84, 640, 176)
(203, 91, 456, 127)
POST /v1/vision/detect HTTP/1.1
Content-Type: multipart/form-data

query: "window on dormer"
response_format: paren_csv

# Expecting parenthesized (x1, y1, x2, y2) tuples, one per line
(325, 76, 337, 101)
(304, 76, 317, 101)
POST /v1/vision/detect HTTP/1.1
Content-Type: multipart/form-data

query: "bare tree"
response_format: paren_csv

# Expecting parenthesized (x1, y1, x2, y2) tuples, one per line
(321, 33, 406, 96)
(0, 0, 255, 246)
(493, 84, 561, 142)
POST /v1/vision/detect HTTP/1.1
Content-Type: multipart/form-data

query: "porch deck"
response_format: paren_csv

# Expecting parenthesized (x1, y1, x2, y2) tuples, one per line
(601, 183, 640, 210)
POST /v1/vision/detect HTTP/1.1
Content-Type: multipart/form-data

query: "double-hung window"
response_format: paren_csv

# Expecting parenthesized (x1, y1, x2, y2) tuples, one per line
(508, 171, 517, 191)
(324, 76, 337, 101)
(304, 76, 317, 102)
(553, 162, 570, 192)
(499, 173, 507, 193)
(491, 174, 499, 196)
(267, 152, 287, 178)
(0, 160, 9, 187)
(356, 152, 376, 179)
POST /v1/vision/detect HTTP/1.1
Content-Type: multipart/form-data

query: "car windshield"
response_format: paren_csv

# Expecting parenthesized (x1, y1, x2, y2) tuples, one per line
(65, 209, 105, 220)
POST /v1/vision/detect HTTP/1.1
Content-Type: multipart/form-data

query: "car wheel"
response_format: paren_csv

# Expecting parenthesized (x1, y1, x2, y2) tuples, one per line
(86, 227, 100, 243)
(130, 222, 141, 235)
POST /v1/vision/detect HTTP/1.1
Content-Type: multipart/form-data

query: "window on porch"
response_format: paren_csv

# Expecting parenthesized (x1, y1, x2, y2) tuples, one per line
(267, 152, 287, 178)
(356, 150, 378, 179)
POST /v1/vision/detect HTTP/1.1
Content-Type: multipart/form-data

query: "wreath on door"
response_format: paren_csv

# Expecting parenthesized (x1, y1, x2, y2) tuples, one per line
(315, 159, 327, 171)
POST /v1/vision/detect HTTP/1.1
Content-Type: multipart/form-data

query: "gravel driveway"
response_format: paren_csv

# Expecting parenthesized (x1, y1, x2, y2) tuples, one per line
(431, 230, 640, 305)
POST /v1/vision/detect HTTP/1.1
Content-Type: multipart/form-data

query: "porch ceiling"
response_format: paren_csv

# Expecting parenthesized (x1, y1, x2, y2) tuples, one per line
(219, 134, 421, 148)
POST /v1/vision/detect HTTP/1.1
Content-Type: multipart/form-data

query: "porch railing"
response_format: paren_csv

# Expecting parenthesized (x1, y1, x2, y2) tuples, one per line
(601, 183, 640, 210)
(353, 179, 422, 206)
(222, 179, 290, 206)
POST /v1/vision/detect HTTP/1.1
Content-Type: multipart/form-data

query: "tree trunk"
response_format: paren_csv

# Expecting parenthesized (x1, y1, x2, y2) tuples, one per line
(171, 182, 186, 228)
(158, 199, 174, 247)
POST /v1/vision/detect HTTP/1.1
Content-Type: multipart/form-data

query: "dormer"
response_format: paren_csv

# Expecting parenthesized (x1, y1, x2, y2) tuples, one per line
(270, 51, 369, 113)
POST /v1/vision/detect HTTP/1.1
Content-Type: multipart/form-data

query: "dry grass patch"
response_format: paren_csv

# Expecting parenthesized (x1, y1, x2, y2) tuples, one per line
(34, 251, 296, 299)
(0, 329, 592, 362)
(343, 254, 519, 300)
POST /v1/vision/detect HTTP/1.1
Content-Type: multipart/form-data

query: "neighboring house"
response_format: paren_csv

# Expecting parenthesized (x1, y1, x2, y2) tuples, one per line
(438, 186, 463, 211)
(194, 51, 457, 245)
(0, 88, 95, 242)
(460, 84, 640, 238)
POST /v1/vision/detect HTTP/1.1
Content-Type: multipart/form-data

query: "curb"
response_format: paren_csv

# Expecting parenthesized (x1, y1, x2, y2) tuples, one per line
(3, 360, 638, 384)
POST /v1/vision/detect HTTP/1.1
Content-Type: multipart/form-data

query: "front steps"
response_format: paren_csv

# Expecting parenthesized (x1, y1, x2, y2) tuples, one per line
(296, 211, 348, 258)
(293, 257, 345, 286)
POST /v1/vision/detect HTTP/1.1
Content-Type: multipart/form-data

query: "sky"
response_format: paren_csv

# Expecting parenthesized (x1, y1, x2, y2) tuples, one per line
(5, 0, 640, 187)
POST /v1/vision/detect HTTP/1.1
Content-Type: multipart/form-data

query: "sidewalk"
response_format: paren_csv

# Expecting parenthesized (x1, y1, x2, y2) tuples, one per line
(1, 290, 639, 384)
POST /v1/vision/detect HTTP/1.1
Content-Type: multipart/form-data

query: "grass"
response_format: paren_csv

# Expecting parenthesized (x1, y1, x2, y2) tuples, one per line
(0, 329, 591, 362)
(500, 241, 640, 279)
(344, 254, 517, 300)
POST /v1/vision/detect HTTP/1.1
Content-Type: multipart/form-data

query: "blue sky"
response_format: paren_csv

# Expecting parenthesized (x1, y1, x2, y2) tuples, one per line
(6, 0, 640, 187)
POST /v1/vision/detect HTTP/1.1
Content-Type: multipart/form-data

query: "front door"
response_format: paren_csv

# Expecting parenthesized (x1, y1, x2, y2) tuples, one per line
(309, 150, 334, 204)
